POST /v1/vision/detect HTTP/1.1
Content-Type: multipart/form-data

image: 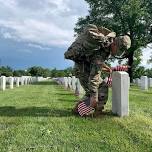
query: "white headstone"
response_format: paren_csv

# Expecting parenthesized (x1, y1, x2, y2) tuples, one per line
(31, 77, 33, 83)
(28, 77, 32, 84)
(112, 72, 129, 117)
(0, 76, 6, 91)
(135, 78, 141, 86)
(63, 77, 68, 89)
(21, 77, 24, 85)
(16, 77, 20, 87)
(75, 78, 85, 97)
(71, 76, 76, 91)
(24, 78, 28, 85)
(58, 77, 64, 85)
(68, 77, 72, 89)
(29, 78, 32, 84)
(141, 76, 148, 90)
(148, 78, 152, 88)
(6, 77, 9, 83)
(9, 77, 14, 89)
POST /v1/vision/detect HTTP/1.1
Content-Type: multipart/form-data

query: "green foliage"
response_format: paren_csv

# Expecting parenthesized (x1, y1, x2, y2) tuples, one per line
(0, 66, 74, 78)
(50, 67, 74, 78)
(0, 66, 13, 77)
(76, 0, 152, 47)
(75, 0, 152, 81)
(133, 66, 146, 78)
(13, 70, 31, 77)
(145, 68, 152, 77)
(27, 66, 48, 77)
(132, 49, 143, 78)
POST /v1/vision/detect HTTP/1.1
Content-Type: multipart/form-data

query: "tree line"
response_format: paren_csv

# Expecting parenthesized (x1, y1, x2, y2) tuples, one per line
(0, 66, 74, 78)
(0, 65, 152, 79)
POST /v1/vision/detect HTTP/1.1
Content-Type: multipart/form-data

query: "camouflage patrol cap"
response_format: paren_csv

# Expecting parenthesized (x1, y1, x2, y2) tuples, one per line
(115, 35, 131, 56)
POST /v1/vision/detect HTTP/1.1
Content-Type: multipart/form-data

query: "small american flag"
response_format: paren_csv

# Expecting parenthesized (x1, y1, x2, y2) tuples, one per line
(107, 65, 129, 87)
(78, 102, 95, 116)
(112, 65, 129, 71)
(107, 75, 112, 87)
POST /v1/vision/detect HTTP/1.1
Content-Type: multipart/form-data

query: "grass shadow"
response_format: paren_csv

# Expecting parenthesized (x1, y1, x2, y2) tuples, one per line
(93, 110, 116, 118)
(55, 92, 75, 96)
(31, 81, 58, 86)
(0, 106, 116, 118)
(58, 98, 78, 102)
(0, 106, 73, 117)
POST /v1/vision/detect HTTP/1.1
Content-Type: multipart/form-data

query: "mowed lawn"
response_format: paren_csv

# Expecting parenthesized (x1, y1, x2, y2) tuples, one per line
(0, 81, 152, 152)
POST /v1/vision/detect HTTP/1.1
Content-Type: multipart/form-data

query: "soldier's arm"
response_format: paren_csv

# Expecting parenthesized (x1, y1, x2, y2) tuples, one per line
(98, 26, 116, 37)
(94, 59, 112, 73)
(101, 63, 112, 73)
(86, 28, 106, 43)
(98, 26, 112, 36)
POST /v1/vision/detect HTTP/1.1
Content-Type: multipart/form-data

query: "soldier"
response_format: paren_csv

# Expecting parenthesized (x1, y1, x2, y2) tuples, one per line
(64, 24, 131, 115)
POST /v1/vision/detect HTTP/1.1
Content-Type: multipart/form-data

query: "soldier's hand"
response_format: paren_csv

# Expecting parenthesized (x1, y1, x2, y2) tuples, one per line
(90, 96, 97, 108)
(101, 66, 112, 73)
(109, 68, 112, 73)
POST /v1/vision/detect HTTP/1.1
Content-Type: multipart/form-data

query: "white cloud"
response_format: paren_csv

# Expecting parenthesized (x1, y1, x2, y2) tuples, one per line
(142, 44, 152, 68)
(2, 32, 12, 39)
(0, 0, 88, 47)
(28, 43, 50, 51)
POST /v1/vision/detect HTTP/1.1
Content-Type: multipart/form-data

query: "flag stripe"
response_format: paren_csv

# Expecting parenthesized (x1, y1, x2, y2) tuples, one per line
(78, 102, 94, 116)
(107, 65, 129, 87)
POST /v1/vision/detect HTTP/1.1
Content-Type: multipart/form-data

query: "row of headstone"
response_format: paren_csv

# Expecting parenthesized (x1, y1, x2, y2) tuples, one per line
(53, 71, 130, 117)
(134, 76, 152, 90)
(53, 76, 85, 97)
(0, 76, 47, 91)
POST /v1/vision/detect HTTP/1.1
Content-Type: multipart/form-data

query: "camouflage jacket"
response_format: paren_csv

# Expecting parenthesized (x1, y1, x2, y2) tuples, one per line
(64, 24, 115, 63)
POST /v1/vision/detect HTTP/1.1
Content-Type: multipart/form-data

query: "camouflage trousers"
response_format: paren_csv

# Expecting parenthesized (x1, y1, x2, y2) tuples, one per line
(74, 61, 108, 110)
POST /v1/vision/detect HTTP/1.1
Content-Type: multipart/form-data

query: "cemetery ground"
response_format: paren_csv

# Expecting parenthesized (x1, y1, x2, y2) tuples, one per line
(0, 81, 152, 152)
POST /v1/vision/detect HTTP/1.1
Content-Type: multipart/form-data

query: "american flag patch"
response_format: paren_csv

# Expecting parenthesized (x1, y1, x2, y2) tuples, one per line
(78, 102, 95, 116)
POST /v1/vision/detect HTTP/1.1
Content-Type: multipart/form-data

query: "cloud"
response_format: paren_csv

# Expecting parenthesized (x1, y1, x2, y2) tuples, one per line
(142, 44, 152, 68)
(28, 43, 51, 51)
(0, 0, 88, 47)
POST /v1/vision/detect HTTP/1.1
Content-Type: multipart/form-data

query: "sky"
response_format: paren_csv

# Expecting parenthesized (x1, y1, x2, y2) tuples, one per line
(0, 0, 151, 70)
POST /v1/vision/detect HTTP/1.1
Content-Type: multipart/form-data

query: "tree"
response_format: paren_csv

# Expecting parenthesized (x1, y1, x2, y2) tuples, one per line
(13, 70, 30, 76)
(75, 0, 152, 81)
(0, 66, 13, 77)
(132, 49, 143, 78)
(50, 67, 74, 78)
(145, 68, 152, 77)
(133, 66, 145, 78)
(27, 66, 51, 77)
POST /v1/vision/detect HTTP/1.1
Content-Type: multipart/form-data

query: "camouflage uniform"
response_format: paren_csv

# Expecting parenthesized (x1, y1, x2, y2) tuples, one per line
(65, 24, 131, 112)
(74, 49, 110, 100)
(65, 24, 114, 105)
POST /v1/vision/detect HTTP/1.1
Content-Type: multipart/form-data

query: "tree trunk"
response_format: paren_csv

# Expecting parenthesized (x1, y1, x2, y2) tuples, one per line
(128, 51, 134, 82)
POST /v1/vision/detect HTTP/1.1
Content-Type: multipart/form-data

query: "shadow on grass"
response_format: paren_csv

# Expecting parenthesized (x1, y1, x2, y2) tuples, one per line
(31, 81, 58, 86)
(0, 106, 73, 117)
(0, 106, 115, 118)
(55, 92, 75, 96)
(58, 98, 78, 102)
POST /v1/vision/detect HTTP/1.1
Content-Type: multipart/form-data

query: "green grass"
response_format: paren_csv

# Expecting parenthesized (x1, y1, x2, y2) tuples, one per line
(0, 81, 152, 152)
